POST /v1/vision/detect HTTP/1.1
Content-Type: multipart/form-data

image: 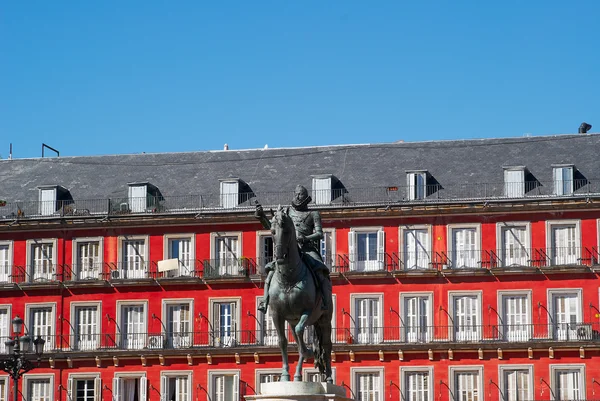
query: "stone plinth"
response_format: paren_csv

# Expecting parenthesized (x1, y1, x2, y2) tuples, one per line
(244, 382, 353, 401)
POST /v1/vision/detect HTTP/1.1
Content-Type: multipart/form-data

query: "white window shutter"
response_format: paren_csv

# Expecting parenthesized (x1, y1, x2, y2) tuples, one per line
(67, 377, 73, 401)
(233, 374, 240, 401)
(94, 378, 101, 401)
(160, 376, 168, 401)
(113, 378, 122, 401)
(220, 181, 239, 209)
(407, 173, 415, 201)
(348, 231, 356, 271)
(377, 230, 385, 268)
(140, 377, 147, 401)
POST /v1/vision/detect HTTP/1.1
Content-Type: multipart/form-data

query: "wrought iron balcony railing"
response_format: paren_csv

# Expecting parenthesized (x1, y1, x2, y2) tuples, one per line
(2, 179, 599, 221)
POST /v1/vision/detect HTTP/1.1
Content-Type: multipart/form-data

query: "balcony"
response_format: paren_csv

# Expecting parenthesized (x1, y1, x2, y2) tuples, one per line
(202, 258, 258, 281)
(2, 179, 599, 222)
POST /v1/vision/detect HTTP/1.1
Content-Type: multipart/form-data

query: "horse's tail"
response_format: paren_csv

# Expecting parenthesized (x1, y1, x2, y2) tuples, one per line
(313, 311, 333, 380)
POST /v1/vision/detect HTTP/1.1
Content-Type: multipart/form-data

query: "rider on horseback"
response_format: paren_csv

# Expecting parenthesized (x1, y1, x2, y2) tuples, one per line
(255, 185, 332, 314)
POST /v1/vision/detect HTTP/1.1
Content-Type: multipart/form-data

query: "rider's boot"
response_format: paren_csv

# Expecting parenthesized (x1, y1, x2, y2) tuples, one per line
(258, 295, 269, 314)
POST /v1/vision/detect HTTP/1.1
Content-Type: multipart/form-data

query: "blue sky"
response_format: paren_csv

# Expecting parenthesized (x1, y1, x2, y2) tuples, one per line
(1, 1, 598, 158)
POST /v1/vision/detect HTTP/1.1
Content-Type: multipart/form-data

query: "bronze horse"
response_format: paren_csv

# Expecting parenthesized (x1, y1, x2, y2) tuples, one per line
(268, 205, 333, 383)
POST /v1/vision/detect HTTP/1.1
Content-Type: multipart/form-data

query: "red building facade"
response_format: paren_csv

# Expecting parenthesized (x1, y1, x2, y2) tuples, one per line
(1, 134, 600, 401)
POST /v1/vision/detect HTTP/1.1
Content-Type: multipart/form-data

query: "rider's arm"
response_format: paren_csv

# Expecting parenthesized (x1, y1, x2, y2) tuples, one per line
(304, 211, 324, 241)
(254, 205, 272, 230)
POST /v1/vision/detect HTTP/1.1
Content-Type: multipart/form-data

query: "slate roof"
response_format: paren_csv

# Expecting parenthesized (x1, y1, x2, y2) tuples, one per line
(0, 133, 599, 209)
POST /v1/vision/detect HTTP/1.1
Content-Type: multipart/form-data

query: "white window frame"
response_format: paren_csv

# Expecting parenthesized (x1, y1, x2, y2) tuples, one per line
(351, 367, 385, 401)
(552, 165, 575, 196)
(67, 373, 101, 401)
(163, 234, 196, 277)
(38, 186, 57, 216)
(497, 365, 534, 401)
(69, 301, 102, 352)
(320, 228, 336, 269)
(400, 366, 434, 401)
(71, 237, 104, 281)
(26, 239, 58, 281)
(255, 369, 283, 389)
(302, 367, 337, 383)
(160, 371, 193, 401)
(113, 372, 147, 401)
(128, 183, 148, 213)
(400, 292, 433, 343)
(406, 170, 427, 201)
(219, 179, 239, 209)
(549, 364, 586, 401)
(312, 175, 333, 205)
(207, 370, 240, 401)
(448, 291, 483, 342)
(0, 305, 12, 353)
(0, 376, 8, 401)
(399, 225, 432, 270)
(256, 230, 274, 274)
(0, 241, 13, 284)
(448, 366, 483, 401)
(503, 167, 526, 198)
(497, 290, 532, 342)
(22, 374, 54, 401)
(210, 232, 243, 275)
(117, 235, 149, 279)
(348, 227, 385, 272)
(496, 222, 531, 268)
(350, 293, 383, 344)
(547, 288, 583, 341)
(24, 303, 56, 352)
(116, 300, 148, 350)
(447, 224, 481, 269)
(545, 220, 581, 266)
(209, 298, 241, 348)
(162, 298, 194, 349)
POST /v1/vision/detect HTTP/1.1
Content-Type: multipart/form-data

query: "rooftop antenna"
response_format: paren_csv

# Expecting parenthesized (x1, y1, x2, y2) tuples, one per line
(41, 143, 60, 158)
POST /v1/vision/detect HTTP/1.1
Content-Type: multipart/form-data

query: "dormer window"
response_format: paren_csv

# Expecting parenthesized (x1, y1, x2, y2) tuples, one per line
(127, 182, 161, 213)
(406, 171, 427, 201)
(553, 165, 574, 196)
(220, 179, 239, 209)
(37, 185, 69, 216)
(503, 167, 525, 198)
(312, 175, 332, 205)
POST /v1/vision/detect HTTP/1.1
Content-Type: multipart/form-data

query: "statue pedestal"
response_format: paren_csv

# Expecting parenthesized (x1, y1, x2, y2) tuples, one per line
(245, 382, 353, 401)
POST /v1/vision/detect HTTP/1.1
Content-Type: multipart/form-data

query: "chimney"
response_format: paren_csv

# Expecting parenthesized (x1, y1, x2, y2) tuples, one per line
(224, 144, 229, 150)
(579, 122, 592, 134)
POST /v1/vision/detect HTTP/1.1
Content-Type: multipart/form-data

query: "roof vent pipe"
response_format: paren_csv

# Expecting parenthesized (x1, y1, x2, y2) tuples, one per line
(8, 143, 12, 160)
(579, 122, 592, 134)
(224, 144, 229, 150)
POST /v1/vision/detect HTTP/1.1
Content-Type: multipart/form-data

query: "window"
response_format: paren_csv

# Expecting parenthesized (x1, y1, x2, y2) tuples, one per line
(553, 166, 574, 196)
(499, 292, 531, 342)
(220, 180, 239, 209)
(400, 226, 431, 270)
(497, 224, 529, 267)
(549, 290, 582, 341)
(27, 239, 57, 282)
(210, 299, 240, 347)
(119, 237, 148, 279)
(450, 367, 482, 401)
(73, 238, 102, 280)
(0, 307, 9, 352)
(118, 302, 147, 350)
(128, 183, 160, 213)
(164, 301, 192, 348)
(312, 175, 332, 205)
(547, 221, 580, 266)
(27, 305, 55, 352)
(164, 235, 195, 277)
(24, 375, 53, 401)
(161, 372, 191, 401)
(212, 233, 241, 276)
(448, 225, 480, 269)
(258, 298, 278, 346)
(72, 303, 100, 351)
(401, 294, 432, 343)
(0, 377, 7, 401)
(348, 229, 385, 272)
(450, 293, 481, 341)
(352, 369, 383, 401)
(551, 365, 585, 401)
(0, 241, 12, 283)
(209, 372, 239, 401)
(303, 368, 336, 383)
(38, 187, 57, 216)
(320, 229, 335, 268)
(352, 295, 382, 344)
(257, 232, 274, 273)
(68, 375, 101, 401)
(401, 367, 433, 401)
(113, 375, 147, 401)
(498, 366, 533, 401)
(257, 371, 281, 386)
(504, 168, 525, 198)
(407, 171, 427, 201)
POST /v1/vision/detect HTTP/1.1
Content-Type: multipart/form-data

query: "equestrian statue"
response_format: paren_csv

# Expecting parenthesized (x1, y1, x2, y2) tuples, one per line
(255, 185, 334, 383)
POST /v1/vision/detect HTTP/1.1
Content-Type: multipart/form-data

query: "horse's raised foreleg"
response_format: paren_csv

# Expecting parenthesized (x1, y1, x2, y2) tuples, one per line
(273, 312, 290, 381)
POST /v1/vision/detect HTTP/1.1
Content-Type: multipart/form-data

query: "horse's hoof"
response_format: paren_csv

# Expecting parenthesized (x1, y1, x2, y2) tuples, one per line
(294, 375, 302, 382)
(281, 374, 290, 382)
(326, 377, 333, 384)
